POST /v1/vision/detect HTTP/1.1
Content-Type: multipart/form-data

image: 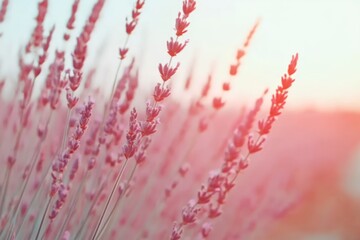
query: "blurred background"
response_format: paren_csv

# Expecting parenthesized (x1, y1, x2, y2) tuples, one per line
(0, 0, 360, 239)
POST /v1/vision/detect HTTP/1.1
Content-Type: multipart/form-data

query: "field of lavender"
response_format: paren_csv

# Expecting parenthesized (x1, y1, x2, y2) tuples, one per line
(0, 0, 359, 239)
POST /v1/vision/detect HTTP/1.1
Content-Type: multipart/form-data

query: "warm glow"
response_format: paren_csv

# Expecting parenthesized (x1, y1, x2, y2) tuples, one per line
(0, 1, 359, 239)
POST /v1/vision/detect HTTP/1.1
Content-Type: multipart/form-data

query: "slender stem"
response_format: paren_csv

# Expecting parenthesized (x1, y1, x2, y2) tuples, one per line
(13, 123, 24, 155)
(91, 158, 129, 240)
(91, 36, 128, 172)
(82, 37, 131, 240)
(55, 170, 89, 240)
(110, 35, 129, 102)
(0, 124, 23, 216)
(15, 158, 51, 235)
(96, 163, 138, 239)
(0, 167, 11, 215)
(11, 143, 41, 215)
(73, 181, 106, 239)
(16, 183, 45, 236)
(2, 147, 41, 239)
(0, 76, 38, 217)
(9, 111, 53, 231)
(34, 196, 51, 240)
(61, 109, 72, 151)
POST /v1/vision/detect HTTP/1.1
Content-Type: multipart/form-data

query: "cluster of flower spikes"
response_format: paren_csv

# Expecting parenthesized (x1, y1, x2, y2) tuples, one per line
(171, 53, 298, 240)
(124, 0, 197, 166)
(49, 99, 94, 220)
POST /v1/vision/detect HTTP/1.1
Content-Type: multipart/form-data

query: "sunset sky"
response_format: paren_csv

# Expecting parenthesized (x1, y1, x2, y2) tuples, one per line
(1, 0, 359, 111)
